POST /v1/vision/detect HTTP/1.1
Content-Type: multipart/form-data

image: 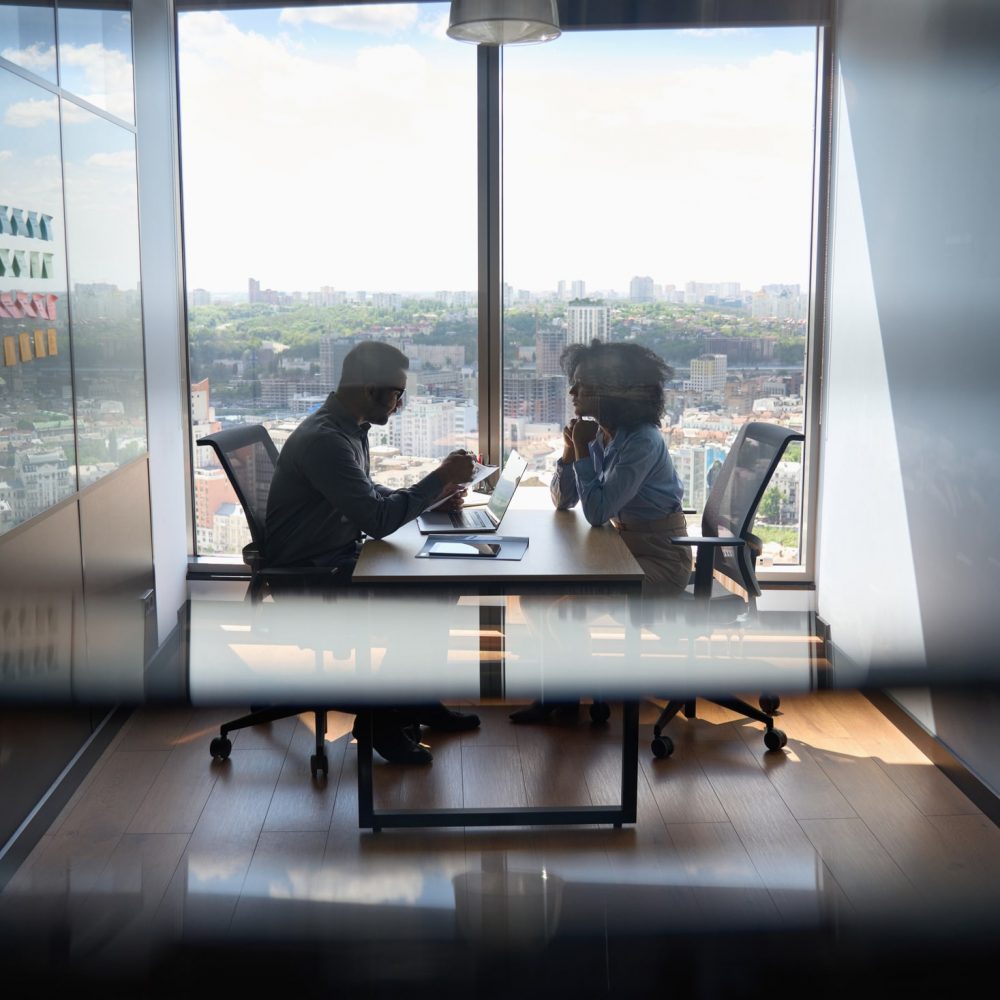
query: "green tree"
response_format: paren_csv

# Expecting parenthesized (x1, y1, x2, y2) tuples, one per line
(759, 484, 785, 524)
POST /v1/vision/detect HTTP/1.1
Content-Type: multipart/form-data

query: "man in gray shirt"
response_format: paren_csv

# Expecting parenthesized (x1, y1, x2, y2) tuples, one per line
(266, 341, 478, 763)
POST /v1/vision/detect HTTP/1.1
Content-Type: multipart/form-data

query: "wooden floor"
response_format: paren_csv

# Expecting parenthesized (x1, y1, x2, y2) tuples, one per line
(3, 691, 999, 991)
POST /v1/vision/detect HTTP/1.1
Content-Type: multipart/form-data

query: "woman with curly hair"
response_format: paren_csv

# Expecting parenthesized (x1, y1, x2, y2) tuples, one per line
(510, 339, 692, 724)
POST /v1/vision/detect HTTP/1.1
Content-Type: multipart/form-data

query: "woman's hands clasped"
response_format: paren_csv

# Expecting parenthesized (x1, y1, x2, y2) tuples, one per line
(562, 417, 599, 462)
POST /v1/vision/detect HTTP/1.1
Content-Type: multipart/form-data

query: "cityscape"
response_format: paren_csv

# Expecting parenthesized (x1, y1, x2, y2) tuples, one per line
(189, 276, 807, 565)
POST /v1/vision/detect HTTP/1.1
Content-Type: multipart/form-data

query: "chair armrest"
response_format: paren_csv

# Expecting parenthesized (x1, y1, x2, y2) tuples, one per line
(668, 535, 745, 548)
(682, 507, 697, 515)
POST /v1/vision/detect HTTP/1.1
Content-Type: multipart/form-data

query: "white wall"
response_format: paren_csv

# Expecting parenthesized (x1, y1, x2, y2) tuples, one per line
(134, 0, 191, 644)
(819, 0, 1000, 788)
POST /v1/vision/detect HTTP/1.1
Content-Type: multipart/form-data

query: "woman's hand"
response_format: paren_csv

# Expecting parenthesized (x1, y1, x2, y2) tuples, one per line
(571, 418, 600, 458)
(561, 419, 578, 462)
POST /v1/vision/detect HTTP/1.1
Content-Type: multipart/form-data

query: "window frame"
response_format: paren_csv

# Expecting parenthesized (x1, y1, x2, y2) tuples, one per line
(168, 0, 833, 585)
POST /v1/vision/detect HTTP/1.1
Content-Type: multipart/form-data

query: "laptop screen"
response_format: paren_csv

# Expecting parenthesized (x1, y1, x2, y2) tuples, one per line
(487, 450, 527, 518)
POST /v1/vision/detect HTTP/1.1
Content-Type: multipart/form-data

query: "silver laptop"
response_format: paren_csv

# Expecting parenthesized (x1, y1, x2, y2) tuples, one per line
(417, 450, 528, 534)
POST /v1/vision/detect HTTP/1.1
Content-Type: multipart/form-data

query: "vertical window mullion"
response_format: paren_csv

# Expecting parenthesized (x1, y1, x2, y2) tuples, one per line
(477, 44, 502, 464)
(802, 23, 835, 582)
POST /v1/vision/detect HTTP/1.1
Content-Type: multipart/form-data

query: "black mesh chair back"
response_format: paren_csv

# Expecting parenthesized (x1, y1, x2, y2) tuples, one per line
(701, 421, 805, 602)
(197, 424, 279, 569)
(650, 421, 805, 761)
(196, 423, 341, 779)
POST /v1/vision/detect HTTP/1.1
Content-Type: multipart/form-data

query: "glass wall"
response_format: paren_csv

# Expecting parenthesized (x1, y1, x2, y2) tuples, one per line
(177, 2, 477, 555)
(502, 28, 818, 567)
(0, 1, 145, 537)
(0, 63, 74, 531)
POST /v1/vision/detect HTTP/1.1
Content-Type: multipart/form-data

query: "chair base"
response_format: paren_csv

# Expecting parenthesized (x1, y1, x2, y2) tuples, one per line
(650, 696, 787, 758)
(210, 706, 330, 777)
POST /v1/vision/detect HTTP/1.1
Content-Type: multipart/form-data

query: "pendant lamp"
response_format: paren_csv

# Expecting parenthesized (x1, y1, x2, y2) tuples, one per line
(446, 0, 561, 45)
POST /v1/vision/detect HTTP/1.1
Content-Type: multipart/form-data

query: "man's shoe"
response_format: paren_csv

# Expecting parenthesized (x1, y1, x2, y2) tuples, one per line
(509, 700, 579, 724)
(372, 725, 433, 765)
(352, 715, 433, 764)
(411, 703, 481, 733)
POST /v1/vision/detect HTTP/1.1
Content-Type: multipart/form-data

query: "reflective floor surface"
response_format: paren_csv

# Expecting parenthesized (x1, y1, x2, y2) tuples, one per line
(2, 695, 999, 996)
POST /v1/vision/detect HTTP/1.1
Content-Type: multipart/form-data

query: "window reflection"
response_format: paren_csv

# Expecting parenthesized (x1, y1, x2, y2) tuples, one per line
(0, 65, 75, 535)
(60, 102, 146, 486)
(56, 1, 134, 123)
(0, 3, 57, 84)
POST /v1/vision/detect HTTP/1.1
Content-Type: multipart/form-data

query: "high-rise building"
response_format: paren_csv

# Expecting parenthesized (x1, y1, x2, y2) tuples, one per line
(566, 301, 609, 345)
(504, 372, 568, 424)
(319, 335, 358, 393)
(630, 275, 655, 302)
(571, 279, 586, 300)
(248, 277, 260, 303)
(674, 441, 729, 512)
(688, 354, 728, 393)
(368, 397, 476, 460)
(536, 327, 567, 376)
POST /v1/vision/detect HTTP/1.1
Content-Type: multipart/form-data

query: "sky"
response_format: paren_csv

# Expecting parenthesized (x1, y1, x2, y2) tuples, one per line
(174, 4, 818, 296)
(1, 6, 140, 288)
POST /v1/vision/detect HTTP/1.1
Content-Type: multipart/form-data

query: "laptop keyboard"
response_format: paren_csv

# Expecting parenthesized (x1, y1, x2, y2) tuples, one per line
(451, 509, 493, 529)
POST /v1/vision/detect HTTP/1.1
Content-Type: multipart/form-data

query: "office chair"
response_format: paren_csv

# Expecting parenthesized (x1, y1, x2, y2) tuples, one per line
(650, 421, 805, 759)
(197, 424, 342, 778)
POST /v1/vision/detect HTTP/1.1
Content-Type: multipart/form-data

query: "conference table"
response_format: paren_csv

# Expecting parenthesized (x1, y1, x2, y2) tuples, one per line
(184, 489, 817, 831)
(350, 487, 646, 831)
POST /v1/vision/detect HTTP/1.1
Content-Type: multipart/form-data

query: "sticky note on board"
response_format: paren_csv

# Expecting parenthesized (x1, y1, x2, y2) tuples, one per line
(47, 328, 58, 355)
(3, 336, 15, 366)
(18, 332, 32, 362)
(33, 330, 47, 357)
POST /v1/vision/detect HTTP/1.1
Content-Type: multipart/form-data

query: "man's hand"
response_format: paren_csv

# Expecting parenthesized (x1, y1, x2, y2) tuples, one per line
(571, 418, 600, 457)
(435, 487, 468, 512)
(435, 451, 476, 489)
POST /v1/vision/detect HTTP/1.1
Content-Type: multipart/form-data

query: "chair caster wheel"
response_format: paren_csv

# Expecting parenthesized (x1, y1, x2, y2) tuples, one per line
(759, 694, 780, 714)
(764, 728, 787, 751)
(310, 752, 328, 778)
(210, 736, 232, 760)
(590, 702, 611, 724)
(651, 735, 674, 759)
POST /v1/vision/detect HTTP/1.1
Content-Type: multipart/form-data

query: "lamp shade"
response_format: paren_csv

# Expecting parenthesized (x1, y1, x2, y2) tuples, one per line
(447, 0, 561, 45)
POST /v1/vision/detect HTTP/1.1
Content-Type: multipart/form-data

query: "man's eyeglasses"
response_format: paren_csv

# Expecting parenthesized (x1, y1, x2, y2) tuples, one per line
(381, 386, 406, 403)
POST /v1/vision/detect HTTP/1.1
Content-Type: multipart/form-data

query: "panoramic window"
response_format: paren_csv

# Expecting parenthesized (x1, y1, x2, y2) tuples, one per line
(177, 2, 477, 556)
(178, 6, 823, 571)
(502, 28, 818, 568)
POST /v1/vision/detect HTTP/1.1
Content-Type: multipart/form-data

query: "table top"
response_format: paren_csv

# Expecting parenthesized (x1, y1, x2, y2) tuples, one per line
(354, 489, 644, 587)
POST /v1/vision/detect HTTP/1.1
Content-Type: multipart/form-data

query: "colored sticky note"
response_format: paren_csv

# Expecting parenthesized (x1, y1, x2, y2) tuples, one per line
(47, 328, 58, 355)
(3, 336, 16, 366)
(19, 332, 32, 362)
(34, 330, 47, 357)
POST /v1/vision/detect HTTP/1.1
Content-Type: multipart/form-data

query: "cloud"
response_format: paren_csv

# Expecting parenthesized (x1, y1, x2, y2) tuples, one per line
(176, 10, 476, 292)
(279, 4, 419, 33)
(86, 150, 136, 170)
(0, 43, 56, 72)
(175, 10, 815, 292)
(4, 97, 59, 127)
(0, 150, 13, 161)
(58, 43, 134, 120)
